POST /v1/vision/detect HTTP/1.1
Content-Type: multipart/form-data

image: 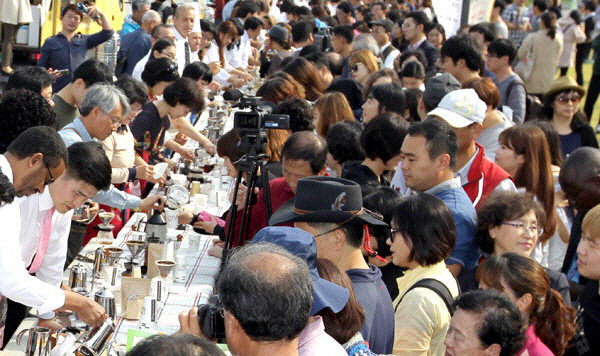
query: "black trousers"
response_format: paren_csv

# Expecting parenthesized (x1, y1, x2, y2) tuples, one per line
(584, 73, 600, 122)
(2, 299, 28, 347)
(576, 42, 593, 85)
(64, 221, 88, 269)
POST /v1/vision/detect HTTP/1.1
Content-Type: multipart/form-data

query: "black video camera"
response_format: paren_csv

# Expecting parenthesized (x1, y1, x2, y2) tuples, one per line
(197, 295, 226, 339)
(232, 95, 290, 156)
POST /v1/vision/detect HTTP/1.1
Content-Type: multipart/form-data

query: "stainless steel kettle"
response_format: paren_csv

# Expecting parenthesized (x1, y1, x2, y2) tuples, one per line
(94, 287, 116, 320)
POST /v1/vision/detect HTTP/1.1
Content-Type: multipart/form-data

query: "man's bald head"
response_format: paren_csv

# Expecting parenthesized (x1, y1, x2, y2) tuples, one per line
(559, 147, 600, 211)
(281, 131, 328, 174)
(218, 243, 313, 342)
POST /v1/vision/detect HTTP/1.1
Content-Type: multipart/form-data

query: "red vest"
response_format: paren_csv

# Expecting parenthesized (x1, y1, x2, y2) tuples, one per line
(462, 143, 512, 209)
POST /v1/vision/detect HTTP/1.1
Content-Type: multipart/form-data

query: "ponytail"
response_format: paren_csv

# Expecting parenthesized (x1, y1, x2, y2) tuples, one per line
(541, 12, 557, 40)
(531, 289, 576, 356)
(477, 254, 576, 356)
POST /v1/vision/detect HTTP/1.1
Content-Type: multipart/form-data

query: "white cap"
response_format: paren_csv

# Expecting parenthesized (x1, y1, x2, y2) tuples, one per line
(427, 88, 487, 128)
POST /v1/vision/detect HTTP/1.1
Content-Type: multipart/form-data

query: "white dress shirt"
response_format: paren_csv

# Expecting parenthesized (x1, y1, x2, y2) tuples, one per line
(380, 42, 400, 70)
(203, 41, 232, 85)
(19, 189, 73, 318)
(0, 155, 65, 315)
(132, 49, 151, 81)
(174, 27, 190, 75)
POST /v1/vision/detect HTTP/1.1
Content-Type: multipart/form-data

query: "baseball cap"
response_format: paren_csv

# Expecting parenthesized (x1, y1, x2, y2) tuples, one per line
(422, 72, 461, 111)
(369, 19, 393, 33)
(427, 88, 487, 128)
(253, 226, 350, 315)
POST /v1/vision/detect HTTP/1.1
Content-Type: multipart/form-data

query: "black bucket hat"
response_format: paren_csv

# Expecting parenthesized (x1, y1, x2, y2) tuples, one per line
(269, 177, 387, 226)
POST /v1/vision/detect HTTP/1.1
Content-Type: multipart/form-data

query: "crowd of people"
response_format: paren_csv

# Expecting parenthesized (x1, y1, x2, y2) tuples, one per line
(2, 0, 600, 355)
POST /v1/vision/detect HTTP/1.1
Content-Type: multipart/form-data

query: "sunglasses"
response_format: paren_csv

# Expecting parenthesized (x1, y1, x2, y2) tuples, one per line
(556, 93, 581, 104)
(351, 64, 360, 72)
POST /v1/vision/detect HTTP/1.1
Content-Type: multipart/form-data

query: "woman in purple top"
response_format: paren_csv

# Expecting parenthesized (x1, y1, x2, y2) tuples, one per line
(478, 253, 576, 356)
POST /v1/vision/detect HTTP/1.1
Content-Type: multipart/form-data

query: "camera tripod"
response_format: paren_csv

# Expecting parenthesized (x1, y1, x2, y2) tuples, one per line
(223, 152, 272, 250)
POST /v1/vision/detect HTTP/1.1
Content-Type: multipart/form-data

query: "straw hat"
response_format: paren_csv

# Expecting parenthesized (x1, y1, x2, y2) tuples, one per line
(544, 76, 585, 100)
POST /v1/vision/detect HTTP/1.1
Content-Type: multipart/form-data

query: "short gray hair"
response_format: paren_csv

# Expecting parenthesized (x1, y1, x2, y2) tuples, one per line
(132, 0, 151, 11)
(352, 34, 379, 57)
(80, 83, 131, 118)
(142, 10, 161, 24)
(174, 3, 196, 18)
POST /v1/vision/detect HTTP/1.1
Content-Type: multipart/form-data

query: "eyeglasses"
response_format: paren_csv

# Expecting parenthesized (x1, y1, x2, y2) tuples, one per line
(501, 221, 544, 236)
(45, 163, 55, 184)
(314, 224, 344, 238)
(371, 28, 387, 34)
(389, 228, 402, 242)
(101, 111, 121, 125)
(556, 93, 581, 104)
(401, 22, 413, 29)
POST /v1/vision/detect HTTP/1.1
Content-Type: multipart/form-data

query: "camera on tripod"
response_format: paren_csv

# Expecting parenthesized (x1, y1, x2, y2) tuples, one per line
(233, 95, 290, 156)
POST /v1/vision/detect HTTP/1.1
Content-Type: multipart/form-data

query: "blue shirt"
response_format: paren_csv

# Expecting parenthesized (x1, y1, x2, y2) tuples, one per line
(59, 118, 141, 210)
(347, 265, 395, 354)
(120, 15, 139, 37)
(38, 29, 114, 92)
(119, 28, 152, 75)
(427, 178, 479, 268)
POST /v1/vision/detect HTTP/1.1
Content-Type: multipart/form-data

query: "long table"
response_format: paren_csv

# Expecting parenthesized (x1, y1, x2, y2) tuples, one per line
(4, 95, 243, 354)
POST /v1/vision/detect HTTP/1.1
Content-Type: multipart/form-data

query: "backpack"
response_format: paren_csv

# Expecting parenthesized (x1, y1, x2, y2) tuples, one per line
(395, 278, 456, 316)
(504, 79, 544, 122)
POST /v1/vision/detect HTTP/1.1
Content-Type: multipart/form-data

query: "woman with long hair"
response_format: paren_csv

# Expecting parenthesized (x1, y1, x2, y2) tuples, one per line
(313, 92, 355, 137)
(316, 258, 376, 355)
(203, 21, 251, 87)
(540, 76, 598, 156)
(256, 74, 306, 103)
(478, 253, 576, 356)
(496, 125, 557, 265)
(348, 49, 379, 86)
(517, 12, 563, 96)
(529, 120, 572, 271)
(283, 57, 328, 101)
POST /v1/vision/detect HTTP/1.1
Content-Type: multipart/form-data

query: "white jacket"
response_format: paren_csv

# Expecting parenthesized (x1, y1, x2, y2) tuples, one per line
(559, 17, 586, 67)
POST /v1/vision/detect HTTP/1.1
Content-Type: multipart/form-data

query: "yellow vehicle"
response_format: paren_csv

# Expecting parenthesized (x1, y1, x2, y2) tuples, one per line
(14, 0, 125, 60)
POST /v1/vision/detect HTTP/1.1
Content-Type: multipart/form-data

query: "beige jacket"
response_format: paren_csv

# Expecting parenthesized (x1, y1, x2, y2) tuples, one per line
(518, 29, 563, 94)
(101, 127, 143, 184)
(392, 261, 459, 356)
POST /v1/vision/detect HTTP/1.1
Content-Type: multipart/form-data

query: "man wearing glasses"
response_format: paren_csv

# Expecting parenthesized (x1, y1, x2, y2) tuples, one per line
(0, 128, 107, 347)
(59, 83, 162, 265)
(3, 142, 113, 344)
(369, 19, 399, 70)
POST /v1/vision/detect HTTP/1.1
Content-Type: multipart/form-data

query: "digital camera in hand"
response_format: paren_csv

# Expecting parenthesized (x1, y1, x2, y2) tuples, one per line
(197, 294, 226, 339)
